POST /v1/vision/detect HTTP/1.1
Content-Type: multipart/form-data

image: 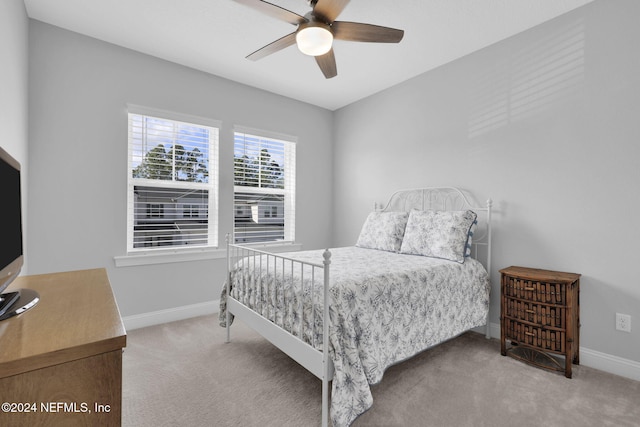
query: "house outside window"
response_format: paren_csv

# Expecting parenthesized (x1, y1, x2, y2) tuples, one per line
(233, 128, 296, 244)
(127, 106, 219, 251)
(183, 204, 200, 218)
(147, 204, 164, 218)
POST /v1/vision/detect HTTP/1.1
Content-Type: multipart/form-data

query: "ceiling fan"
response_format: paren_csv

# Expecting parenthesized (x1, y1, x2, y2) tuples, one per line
(234, 0, 404, 79)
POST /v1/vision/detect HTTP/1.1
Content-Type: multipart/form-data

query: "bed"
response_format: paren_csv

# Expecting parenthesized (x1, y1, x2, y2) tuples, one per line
(219, 187, 492, 427)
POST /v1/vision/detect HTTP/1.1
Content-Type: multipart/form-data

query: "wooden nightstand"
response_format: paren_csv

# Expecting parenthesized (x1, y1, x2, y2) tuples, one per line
(500, 266, 580, 378)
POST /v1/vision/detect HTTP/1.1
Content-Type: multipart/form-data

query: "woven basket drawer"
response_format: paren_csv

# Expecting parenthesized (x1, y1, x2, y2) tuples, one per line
(505, 298, 565, 328)
(503, 276, 566, 304)
(504, 318, 566, 353)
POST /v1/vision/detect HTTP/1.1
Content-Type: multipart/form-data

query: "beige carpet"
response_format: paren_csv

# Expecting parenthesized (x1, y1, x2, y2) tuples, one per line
(123, 315, 640, 427)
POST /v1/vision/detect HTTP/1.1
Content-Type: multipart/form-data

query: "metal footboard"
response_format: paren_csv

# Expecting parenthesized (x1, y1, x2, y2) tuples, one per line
(225, 236, 333, 427)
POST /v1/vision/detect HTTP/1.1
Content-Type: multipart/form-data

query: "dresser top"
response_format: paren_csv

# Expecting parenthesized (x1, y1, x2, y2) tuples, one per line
(0, 268, 126, 378)
(499, 266, 581, 283)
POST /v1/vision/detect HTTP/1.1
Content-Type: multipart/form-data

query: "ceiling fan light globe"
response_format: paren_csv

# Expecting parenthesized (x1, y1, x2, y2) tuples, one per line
(296, 26, 333, 56)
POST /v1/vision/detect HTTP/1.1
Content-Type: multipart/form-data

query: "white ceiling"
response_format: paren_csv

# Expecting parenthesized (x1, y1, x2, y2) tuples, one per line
(23, 0, 593, 111)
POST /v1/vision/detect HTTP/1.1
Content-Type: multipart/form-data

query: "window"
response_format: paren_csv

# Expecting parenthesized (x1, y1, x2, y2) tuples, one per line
(183, 204, 200, 218)
(147, 204, 164, 218)
(127, 106, 219, 252)
(233, 128, 296, 244)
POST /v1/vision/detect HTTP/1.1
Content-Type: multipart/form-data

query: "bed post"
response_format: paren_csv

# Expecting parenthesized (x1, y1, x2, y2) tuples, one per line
(225, 233, 231, 344)
(486, 199, 493, 339)
(322, 249, 332, 427)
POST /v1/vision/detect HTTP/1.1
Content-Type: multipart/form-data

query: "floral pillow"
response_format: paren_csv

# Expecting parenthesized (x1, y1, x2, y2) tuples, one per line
(400, 209, 478, 263)
(355, 211, 409, 252)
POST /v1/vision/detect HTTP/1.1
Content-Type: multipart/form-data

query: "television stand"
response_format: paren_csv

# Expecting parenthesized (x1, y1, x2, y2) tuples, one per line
(0, 268, 126, 426)
(0, 288, 39, 320)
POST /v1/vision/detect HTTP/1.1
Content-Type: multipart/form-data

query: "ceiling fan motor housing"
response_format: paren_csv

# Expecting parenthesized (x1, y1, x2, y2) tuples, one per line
(296, 19, 334, 56)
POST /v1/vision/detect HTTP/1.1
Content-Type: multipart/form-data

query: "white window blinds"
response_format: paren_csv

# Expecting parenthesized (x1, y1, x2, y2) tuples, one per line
(233, 129, 296, 244)
(127, 107, 219, 252)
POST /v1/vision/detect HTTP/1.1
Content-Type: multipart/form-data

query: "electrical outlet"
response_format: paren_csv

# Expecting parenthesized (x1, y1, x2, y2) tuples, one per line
(616, 313, 631, 333)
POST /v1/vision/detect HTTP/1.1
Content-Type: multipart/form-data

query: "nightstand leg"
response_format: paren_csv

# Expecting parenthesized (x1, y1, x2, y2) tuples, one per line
(500, 276, 507, 356)
(574, 280, 580, 365)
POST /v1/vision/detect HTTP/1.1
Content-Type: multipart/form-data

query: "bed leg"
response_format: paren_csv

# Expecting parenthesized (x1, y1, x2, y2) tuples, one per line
(226, 233, 231, 344)
(485, 198, 493, 340)
(322, 378, 329, 427)
(321, 249, 331, 427)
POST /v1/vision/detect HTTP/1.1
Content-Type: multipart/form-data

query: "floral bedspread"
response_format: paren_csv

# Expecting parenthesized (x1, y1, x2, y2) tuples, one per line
(219, 246, 490, 426)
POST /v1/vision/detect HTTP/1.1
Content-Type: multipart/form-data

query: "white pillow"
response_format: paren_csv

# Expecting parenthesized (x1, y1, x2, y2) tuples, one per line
(355, 211, 409, 252)
(400, 209, 477, 263)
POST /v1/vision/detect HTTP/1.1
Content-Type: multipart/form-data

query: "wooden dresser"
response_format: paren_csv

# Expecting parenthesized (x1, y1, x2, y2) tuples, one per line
(0, 268, 126, 426)
(500, 266, 580, 378)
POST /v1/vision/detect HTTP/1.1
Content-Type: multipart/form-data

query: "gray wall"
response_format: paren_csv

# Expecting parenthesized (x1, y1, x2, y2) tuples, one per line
(27, 21, 333, 317)
(333, 0, 640, 363)
(1, 0, 29, 269)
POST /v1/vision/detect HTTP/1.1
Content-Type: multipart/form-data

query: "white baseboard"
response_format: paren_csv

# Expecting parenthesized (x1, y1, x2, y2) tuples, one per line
(472, 321, 500, 339)
(579, 347, 640, 382)
(125, 310, 640, 382)
(478, 321, 640, 382)
(123, 300, 220, 331)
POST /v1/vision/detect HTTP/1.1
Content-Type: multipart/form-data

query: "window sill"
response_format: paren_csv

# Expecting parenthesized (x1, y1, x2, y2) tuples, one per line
(114, 242, 303, 267)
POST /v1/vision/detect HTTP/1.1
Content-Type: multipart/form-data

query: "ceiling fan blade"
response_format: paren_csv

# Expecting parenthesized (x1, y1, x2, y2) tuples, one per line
(315, 48, 337, 79)
(312, 0, 350, 23)
(234, 0, 307, 25)
(247, 32, 297, 61)
(332, 21, 404, 43)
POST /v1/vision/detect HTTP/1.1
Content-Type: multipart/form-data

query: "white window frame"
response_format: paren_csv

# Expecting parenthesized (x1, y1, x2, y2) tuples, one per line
(233, 126, 296, 245)
(119, 105, 220, 264)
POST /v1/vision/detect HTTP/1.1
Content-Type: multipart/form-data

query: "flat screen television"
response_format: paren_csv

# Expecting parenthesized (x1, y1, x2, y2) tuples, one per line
(0, 146, 38, 320)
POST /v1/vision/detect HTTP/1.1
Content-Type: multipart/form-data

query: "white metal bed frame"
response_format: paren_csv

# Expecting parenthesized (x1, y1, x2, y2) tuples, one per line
(225, 187, 492, 427)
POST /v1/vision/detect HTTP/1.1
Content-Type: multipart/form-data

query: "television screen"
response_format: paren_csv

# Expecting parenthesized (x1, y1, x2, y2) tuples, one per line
(0, 146, 24, 298)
